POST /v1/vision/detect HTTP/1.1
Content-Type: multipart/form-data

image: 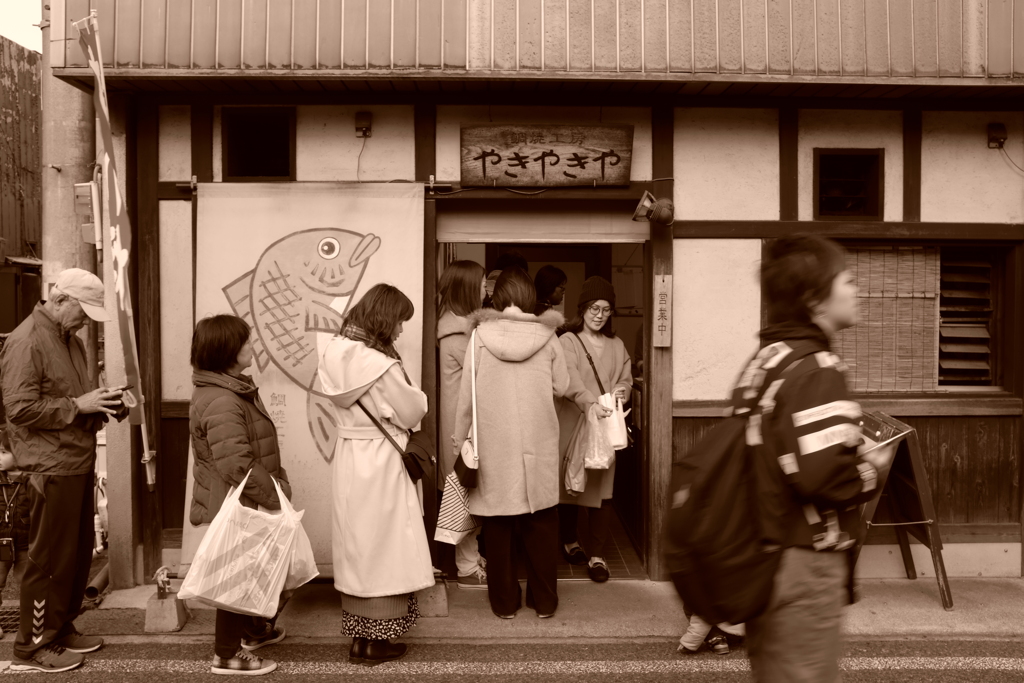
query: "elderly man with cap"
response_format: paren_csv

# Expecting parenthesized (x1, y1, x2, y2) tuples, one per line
(0, 268, 128, 673)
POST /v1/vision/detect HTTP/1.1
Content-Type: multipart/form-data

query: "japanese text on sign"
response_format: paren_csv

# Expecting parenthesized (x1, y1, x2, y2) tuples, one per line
(653, 275, 672, 348)
(460, 125, 634, 187)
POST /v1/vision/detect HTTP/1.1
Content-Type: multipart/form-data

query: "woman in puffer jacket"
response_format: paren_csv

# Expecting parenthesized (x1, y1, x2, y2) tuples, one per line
(189, 314, 292, 677)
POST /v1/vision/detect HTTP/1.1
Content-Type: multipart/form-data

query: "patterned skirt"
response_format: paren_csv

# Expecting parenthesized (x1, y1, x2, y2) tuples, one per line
(341, 594, 419, 640)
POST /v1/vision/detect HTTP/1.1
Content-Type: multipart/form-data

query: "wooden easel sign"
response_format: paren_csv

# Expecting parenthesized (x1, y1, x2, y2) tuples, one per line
(856, 412, 954, 611)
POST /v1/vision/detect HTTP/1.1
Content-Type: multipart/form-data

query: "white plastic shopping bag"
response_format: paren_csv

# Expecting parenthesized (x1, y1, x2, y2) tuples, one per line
(582, 403, 616, 470)
(599, 393, 631, 451)
(179, 471, 297, 618)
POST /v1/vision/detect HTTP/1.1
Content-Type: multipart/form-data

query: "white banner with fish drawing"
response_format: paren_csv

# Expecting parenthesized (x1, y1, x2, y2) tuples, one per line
(181, 182, 424, 576)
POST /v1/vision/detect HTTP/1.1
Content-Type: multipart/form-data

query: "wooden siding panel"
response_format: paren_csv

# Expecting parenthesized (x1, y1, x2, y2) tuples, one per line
(912, 0, 939, 76)
(742, 0, 768, 73)
(692, 0, 718, 71)
(166, 0, 193, 68)
(192, 0, 219, 69)
(544, 0, 569, 69)
(815, 0, 841, 74)
(443, 0, 468, 67)
(989, 0, 1013, 75)
(768, 0, 794, 72)
(593, 0, 618, 71)
(568, 0, 594, 70)
(217, 0, 243, 69)
(718, 0, 744, 72)
(937, 0, 963, 75)
(93, 0, 118, 67)
(840, 0, 868, 74)
(64, 0, 91, 66)
(343, 0, 368, 67)
(391, 0, 417, 68)
(367, 0, 392, 68)
(293, 0, 319, 68)
(864, 0, 891, 74)
(672, 417, 723, 463)
(242, 0, 268, 69)
(266, 0, 293, 68)
(519, 0, 544, 69)
(141, 0, 167, 67)
(317, 0, 343, 68)
(888, 0, 914, 76)
(644, 0, 669, 71)
(419, 0, 444, 68)
(619, 0, 645, 71)
(963, 0, 986, 75)
(791, 0, 817, 73)
(668, 0, 694, 71)
(114, 0, 142, 67)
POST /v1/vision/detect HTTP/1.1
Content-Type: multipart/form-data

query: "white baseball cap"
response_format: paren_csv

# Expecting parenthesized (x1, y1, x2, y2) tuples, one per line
(52, 268, 111, 322)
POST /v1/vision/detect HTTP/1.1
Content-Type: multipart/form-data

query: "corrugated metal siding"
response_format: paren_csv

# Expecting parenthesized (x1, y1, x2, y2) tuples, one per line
(0, 37, 42, 258)
(58, 0, 1019, 77)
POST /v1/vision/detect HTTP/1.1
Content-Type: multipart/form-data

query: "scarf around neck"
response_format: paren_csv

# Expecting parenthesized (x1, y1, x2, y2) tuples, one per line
(341, 323, 403, 362)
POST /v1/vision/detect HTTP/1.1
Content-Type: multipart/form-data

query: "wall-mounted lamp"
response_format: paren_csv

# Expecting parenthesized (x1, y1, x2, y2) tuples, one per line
(988, 123, 1007, 149)
(355, 111, 373, 138)
(631, 190, 675, 225)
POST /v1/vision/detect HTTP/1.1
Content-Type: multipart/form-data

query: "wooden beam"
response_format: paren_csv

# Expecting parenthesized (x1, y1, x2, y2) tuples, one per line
(191, 104, 214, 326)
(903, 109, 922, 222)
(136, 98, 165, 581)
(672, 221, 1024, 241)
(646, 107, 674, 582)
(430, 182, 654, 202)
(779, 108, 798, 221)
(415, 103, 442, 570)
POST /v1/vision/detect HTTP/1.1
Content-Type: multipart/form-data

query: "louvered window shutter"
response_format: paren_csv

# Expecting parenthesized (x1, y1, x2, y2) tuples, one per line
(939, 251, 995, 386)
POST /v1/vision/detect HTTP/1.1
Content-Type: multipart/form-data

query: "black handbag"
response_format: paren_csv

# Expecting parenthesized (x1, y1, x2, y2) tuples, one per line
(357, 401, 436, 484)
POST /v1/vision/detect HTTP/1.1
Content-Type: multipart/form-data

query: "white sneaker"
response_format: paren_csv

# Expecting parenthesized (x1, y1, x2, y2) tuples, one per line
(456, 566, 488, 589)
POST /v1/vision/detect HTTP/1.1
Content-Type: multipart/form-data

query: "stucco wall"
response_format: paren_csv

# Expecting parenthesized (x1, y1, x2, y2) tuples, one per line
(674, 108, 779, 220)
(159, 200, 193, 401)
(435, 106, 653, 183)
(673, 239, 762, 401)
(798, 109, 904, 222)
(921, 111, 1024, 223)
(158, 105, 191, 182)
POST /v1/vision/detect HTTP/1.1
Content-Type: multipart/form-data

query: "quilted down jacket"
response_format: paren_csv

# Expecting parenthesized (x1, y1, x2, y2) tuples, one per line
(189, 370, 291, 526)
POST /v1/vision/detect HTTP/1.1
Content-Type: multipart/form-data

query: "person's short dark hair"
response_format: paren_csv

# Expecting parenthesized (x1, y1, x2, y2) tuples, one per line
(438, 260, 486, 318)
(564, 299, 616, 338)
(495, 250, 529, 273)
(762, 235, 847, 325)
(342, 283, 415, 347)
(491, 267, 537, 313)
(190, 315, 252, 373)
(0, 428, 10, 453)
(534, 265, 567, 303)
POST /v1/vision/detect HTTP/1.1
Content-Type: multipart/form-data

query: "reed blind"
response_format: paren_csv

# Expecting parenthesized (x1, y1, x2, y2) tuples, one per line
(833, 247, 940, 392)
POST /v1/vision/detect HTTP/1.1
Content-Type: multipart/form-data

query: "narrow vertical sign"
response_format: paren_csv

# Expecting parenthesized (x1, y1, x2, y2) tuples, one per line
(76, 14, 156, 487)
(653, 275, 672, 348)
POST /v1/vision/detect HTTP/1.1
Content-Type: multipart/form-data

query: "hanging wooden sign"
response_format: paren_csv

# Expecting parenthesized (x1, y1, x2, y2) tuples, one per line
(856, 412, 953, 610)
(653, 274, 672, 348)
(460, 124, 634, 187)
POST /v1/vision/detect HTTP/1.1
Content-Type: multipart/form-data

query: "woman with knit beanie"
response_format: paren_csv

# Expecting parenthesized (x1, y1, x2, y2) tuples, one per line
(556, 276, 632, 582)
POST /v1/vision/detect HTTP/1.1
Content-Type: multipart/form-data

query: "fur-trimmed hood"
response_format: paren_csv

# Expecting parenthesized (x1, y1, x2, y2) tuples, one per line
(469, 306, 565, 363)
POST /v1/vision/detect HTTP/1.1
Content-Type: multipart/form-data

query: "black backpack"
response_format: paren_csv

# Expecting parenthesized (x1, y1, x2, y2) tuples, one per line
(663, 346, 812, 626)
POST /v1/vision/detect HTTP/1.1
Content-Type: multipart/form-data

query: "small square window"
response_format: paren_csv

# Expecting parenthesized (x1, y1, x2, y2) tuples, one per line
(813, 149, 884, 221)
(222, 107, 295, 182)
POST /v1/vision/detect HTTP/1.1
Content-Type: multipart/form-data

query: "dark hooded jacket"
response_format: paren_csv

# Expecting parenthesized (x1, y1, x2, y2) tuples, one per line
(189, 370, 291, 526)
(739, 322, 878, 601)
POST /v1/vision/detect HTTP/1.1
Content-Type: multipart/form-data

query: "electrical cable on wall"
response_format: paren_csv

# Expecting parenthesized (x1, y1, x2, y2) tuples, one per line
(1000, 146, 1024, 177)
(355, 136, 368, 182)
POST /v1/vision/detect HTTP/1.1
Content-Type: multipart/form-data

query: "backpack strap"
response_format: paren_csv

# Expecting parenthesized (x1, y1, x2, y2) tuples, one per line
(571, 332, 608, 396)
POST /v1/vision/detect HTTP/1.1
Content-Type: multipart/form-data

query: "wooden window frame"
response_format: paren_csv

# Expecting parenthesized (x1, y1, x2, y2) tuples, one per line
(813, 148, 885, 222)
(221, 106, 297, 183)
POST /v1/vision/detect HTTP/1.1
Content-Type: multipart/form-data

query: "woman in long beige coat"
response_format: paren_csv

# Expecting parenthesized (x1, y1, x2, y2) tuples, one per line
(318, 284, 434, 667)
(557, 276, 632, 583)
(453, 267, 570, 619)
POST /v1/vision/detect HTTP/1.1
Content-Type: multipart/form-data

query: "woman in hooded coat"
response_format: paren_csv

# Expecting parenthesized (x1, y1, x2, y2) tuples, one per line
(318, 284, 434, 667)
(453, 267, 571, 620)
(436, 260, 488, 589)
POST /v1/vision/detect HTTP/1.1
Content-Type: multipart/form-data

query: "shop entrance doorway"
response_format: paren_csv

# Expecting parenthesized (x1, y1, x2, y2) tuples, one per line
(445, 241, 648, 580)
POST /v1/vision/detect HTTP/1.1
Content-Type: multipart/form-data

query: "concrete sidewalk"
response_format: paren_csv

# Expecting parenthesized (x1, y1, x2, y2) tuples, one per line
(79, 577, 1024, 640)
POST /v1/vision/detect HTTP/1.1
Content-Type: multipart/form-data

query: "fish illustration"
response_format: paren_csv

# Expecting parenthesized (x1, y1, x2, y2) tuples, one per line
(224, 228, 381, 462)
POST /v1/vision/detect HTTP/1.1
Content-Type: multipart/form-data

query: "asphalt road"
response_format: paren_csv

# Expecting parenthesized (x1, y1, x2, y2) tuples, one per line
(1, 638, 1022, 681)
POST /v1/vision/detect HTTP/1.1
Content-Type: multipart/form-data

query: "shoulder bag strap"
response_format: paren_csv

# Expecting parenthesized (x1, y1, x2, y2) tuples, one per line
(571, 332, 607, 395)
(356, 400, 405, 456)
(470, 329, 479, 452)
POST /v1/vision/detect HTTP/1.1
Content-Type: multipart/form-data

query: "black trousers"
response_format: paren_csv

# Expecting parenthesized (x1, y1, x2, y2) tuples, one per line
(214, 593, 289, 659)
(481, 506, 558, 617)
(558, 500, 614, 558)
(14, 473, 94, 659)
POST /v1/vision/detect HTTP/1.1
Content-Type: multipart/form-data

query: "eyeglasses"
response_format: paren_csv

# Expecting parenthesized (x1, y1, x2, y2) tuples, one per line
(587, 305, 613, 317)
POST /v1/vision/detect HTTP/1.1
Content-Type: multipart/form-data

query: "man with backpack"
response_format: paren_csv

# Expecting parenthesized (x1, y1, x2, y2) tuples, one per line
(666, 236, 879, 683)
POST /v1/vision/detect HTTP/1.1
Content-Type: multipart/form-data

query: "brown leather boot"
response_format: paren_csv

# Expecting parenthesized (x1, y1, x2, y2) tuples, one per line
(348, 637, 368, 665)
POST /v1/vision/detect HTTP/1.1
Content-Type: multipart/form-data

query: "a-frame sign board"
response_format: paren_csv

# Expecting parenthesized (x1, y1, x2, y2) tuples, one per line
(855, 412, 954, 611)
